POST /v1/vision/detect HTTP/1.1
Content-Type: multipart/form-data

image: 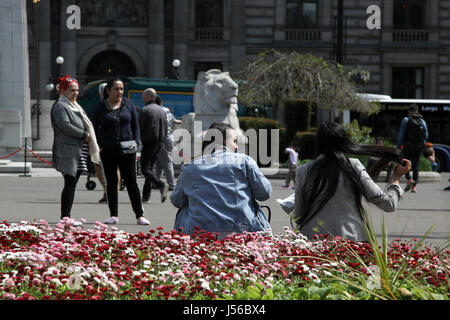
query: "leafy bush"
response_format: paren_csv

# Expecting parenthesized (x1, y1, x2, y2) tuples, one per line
(239, 117, 287, 165)
(344, 119, 372, 145)
(293, 131, 316, 160)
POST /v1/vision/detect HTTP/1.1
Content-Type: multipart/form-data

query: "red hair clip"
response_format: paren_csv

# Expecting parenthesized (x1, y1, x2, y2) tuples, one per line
(58, 75, 78, 91)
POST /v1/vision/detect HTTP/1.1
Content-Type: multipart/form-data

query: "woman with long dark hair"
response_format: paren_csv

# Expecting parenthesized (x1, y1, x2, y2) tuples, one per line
(293, 122, 411, 242)
(92, 78, 149, 225)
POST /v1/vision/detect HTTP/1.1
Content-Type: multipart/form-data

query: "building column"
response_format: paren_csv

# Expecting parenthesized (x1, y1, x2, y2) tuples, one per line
(59, 0, 77, 77)
(173, 0, 189, 79)
(230, 0, 246, 72)
(0, 0, 31, 151)
(148, 0, 165, 78)
(38, 0, 52, 100)
(382, 0, 393, 43)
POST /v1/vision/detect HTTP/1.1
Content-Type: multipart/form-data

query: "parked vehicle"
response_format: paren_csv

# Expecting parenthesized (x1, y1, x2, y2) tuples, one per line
(354, 94, 450, 172)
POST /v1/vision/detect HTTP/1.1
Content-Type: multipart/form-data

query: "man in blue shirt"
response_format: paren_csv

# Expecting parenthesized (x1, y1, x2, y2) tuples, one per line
(396, 104, 428, 193)
(170, 123, 272, 239)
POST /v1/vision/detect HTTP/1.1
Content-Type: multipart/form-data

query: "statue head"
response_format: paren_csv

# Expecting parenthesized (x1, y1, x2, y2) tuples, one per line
(193, 69, 238, 115)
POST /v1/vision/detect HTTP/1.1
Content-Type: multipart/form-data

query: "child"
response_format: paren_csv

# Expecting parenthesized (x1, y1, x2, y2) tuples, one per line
(282, 145, 298, 189)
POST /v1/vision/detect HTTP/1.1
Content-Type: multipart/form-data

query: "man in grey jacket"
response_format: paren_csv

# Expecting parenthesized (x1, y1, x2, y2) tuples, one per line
(139, 88, 169, 203)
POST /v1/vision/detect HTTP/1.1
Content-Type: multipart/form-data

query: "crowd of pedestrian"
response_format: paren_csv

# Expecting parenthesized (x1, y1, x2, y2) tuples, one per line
(51, 74, 443, 242)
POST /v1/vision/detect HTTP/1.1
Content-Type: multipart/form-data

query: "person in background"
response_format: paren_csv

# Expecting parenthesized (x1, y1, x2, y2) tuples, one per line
(171, 122, 272, 239)
(154, 95, 181, 191)
(92, 78, 149, 225)
(293, 122, 411, 242)
(139, 88, 169, 203)
(51, 75, 100, 226)
(396, 104, 429, 193)
(94, 82, 122, 203)
(423, 142, 438, 172)
(366, 136, 394, 182)
(282, 145, 298, 189)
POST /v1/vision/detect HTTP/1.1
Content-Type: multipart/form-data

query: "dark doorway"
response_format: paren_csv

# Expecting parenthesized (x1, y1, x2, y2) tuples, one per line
(86, 50, 137, 83)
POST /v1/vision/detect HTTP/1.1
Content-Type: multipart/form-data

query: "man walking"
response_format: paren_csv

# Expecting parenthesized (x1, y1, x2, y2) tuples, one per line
(396, 104, 428, 193)
(154, 95, 181, 191)
(139, 88, 169, 203)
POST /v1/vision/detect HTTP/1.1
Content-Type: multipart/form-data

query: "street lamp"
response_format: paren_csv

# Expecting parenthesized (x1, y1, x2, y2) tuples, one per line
(172, 59, 181, 80)
(46, 56, 65, 94)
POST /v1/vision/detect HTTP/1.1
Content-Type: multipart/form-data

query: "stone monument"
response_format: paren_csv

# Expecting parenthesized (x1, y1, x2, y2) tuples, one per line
(0, 0, 32, 171)
(181, 69, 245, 158)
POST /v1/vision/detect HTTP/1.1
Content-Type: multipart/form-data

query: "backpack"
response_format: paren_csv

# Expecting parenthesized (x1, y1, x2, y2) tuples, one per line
(404, 116, 425, 150)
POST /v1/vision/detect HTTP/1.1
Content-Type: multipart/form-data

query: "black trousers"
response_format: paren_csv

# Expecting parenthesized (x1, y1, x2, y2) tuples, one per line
(404, 147, 422, 186)
(100, 147, 143, 218)
(141, 141, 165, 199)
(61, 170, 83, 219)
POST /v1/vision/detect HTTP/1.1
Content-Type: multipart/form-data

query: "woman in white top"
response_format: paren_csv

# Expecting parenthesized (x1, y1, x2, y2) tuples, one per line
(293, 122, 411, 242)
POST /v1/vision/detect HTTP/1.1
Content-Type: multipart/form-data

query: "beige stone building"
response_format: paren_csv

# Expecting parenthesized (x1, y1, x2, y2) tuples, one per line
(27, 0, 450, 101)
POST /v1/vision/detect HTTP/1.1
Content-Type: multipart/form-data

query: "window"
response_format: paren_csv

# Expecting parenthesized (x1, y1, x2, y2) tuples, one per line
(194, 62, 223, 79)
(393, 0, 424, 29)
(195, 0, 223, 28)
(286, 0, 318, 28)
(392, 67, 424, 99)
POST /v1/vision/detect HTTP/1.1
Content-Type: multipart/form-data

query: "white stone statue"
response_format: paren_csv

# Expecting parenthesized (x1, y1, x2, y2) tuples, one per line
(193, 69, 241, 131)
(181, 69, 245, 158)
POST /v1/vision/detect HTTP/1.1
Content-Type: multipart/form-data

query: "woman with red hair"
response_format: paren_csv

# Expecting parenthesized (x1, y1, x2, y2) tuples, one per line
(50, 75, 100, 225)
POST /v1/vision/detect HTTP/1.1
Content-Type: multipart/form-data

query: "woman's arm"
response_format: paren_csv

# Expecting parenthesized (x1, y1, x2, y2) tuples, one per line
(128, 101, 141, 147)
(246, 156, 272, 202)
(170, 167, 188, 208)
(396, 117, 408, 149)
(358, 159, 411, 212)
(52, 103, 85, 139)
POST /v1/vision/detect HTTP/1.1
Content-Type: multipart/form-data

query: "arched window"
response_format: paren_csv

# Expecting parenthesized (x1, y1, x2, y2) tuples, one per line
(85, 50, 136, 82)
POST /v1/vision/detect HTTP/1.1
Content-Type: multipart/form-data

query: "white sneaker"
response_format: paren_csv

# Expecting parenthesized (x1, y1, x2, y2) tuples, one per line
(137, 216, 150, 225)
(104, 217, 118, 224)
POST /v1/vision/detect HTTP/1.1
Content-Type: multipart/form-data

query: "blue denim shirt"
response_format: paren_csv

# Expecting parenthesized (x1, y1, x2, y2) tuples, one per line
(170, 147, 272, 236)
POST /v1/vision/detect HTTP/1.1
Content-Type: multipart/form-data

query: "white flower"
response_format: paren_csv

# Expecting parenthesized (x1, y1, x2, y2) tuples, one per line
(200, 280, 210, 290)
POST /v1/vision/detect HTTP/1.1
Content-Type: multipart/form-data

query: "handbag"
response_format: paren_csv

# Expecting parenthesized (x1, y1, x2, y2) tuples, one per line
(119, 140, 137, 155)
(106, 100, 138, 155)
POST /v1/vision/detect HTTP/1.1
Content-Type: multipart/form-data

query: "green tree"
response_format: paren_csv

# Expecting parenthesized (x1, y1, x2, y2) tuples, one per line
(236, 49, 376, 121)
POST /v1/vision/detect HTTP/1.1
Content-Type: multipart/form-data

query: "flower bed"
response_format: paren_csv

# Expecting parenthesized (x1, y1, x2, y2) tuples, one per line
(0, 219, 448, 300)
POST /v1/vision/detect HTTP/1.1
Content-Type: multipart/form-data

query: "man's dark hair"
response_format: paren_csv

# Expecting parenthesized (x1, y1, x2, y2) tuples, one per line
(202, 122, 234, 152)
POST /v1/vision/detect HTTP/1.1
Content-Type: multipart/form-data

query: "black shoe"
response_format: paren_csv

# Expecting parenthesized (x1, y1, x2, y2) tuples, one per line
(142, 195, 150, 203)
(169, 186, 175, 191)
(160, 183, 169, 203)
(444, 186, 450, 191)
(98, 193, 106, 203)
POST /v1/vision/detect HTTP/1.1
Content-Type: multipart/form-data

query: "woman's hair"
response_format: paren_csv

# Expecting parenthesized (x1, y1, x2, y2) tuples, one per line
(298, 122, 403, 228)
(58, 75, 78, 93)
(103, 78, 123, 100)
(155, 95, 162, 106)
(202, 122, 234, 152)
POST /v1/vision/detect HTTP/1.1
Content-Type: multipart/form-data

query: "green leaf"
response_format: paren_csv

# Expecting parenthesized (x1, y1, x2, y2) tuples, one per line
(246, 286, 262, 299)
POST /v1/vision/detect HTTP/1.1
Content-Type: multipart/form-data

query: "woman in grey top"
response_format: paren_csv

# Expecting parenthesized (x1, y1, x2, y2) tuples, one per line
(293, 122, 411, 242)
(51, 75, 100, 225)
